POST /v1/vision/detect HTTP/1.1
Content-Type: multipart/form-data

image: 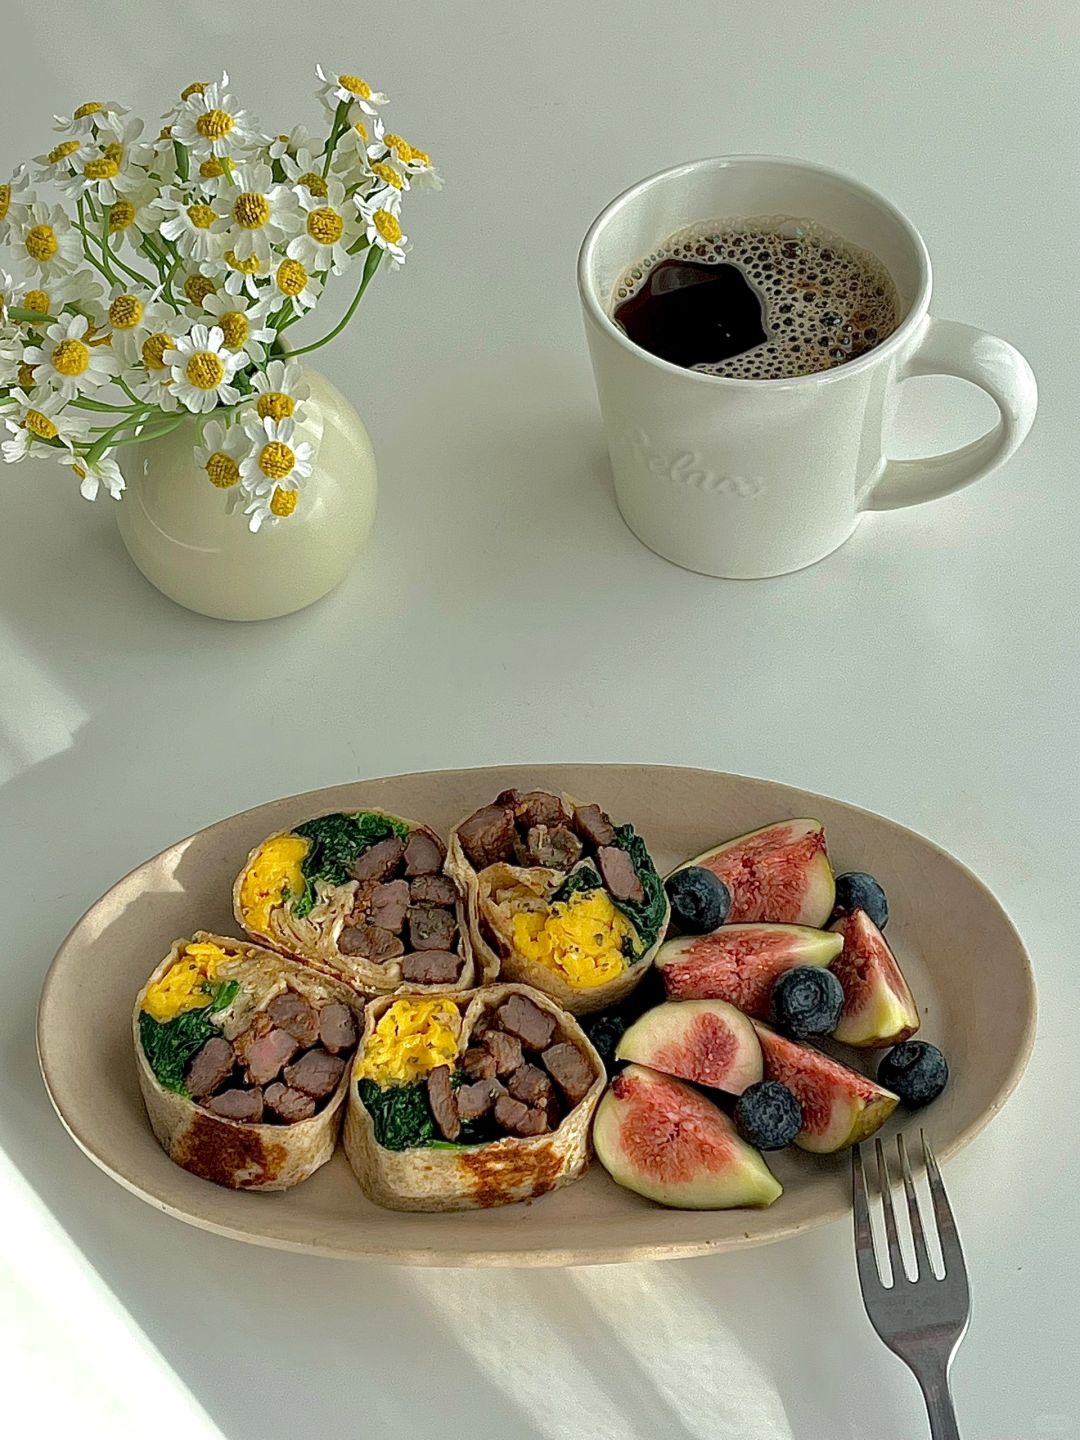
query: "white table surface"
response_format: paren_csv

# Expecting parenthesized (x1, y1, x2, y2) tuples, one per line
(2, 2, 1076, 1436)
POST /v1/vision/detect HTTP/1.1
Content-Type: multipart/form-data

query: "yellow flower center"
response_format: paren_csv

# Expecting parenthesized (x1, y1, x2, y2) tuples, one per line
(141, 332, 171, 369)
(103, 141, 124, 165)
(218, 310, 248, 348)
(83, 156, 119, 180)
(256, 390, 294, 420)
(270, 486, 298, 517)
(48, 140, 82, 164)
(205, 451, 239, 488)
(225, 249, 262, 275)
(370, 162, 403, 190)
(185, 351, 226, 390)
(373, 209, 402, 244)
(196, 108, 235, 142)
(108, 293, 143, 329)
(181, 81, 207, 101)
(108, 199, 135, 232)
(410, 147, 432, 167)
(187, 203, 216, 229)
(26, 408, 59, 440)
(296, 170, 328, 198)
(74, 102, 103, 119)
(52, 338, 91, 376)
(183, 274, 216, 304)
(199, 157, 224, 179)
(383, 133, 413, 162)
(258, 440, 295, 479)
(0, 184, 9, 221)
(275, 258, 308, 296)
(339, 75, 372, 99)
(306, 206, 344, 244)
(18, 362, 36, 387)
(26, 225, 59, 261)
(353, 119, 369, 141)
(233, 191, 270, 229)
(24, 289, 50, 314)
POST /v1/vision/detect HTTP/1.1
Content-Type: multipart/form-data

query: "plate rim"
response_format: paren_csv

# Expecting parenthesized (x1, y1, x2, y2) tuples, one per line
(37, 763, 1038, 1266)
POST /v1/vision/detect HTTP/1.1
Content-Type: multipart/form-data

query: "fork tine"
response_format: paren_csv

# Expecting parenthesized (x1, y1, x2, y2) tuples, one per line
(875, 1137, 908, 1284)
(896, 1133, 932, 1280)
(922, 1131, 967, 1279)
(852, 1145, 884, 1292)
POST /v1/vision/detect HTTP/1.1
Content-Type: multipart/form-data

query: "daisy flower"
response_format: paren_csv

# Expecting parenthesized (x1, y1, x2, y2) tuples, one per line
(251, 358, 310, 422)
(10, 268, 106, 325)
(154, 189, 230, 263)
(222, 161, 301, 267)
(220, 248, 268, 299)
(104, 179, 161, 256)
(33, 135, 89, 179)
(103, 285, 174, 364)
(269, 125, 314, 162)
(9, 201, 81, 277)
(123, 328, 180, 409)
(315, 65, 388, 116)
(280, 145, 332, 200)
(52, 100, 129, 136)
(239, 412, 314, 531)
(58, 115, 146, 206)
(243, 484, 303, 531)
(288, 176, 361, 275)
(178, 269, 221, 308)
(331, 117, 373, 177)
(269, 255, 323, 316)
(192, 415, 248, 496)
(191, 154, 231, 197)
(58, 449, 126, 501)
(356, 191, 410, 268)
(0, 318, 19, 383)
(198, 290, 276, 358)
(0, 166, 31, 243)
(366, 117, 442, 190)
(171, 72, 262, 160)
(23, 313, 118, 400)
(1, 387, 90, 462)
(164, 322, 245, 413)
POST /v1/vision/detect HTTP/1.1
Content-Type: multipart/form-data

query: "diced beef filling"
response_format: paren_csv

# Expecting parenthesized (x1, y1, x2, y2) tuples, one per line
(408, 904, 457, 952)
(507, 1062, 556, 1111)
(596, 845, 645, 905)
(427, 1064, 461, 1141)
(572, 803, 616, 848)
(338, 921, 405, 960)
(456, 804, 516, 868)
(514, 791, 571, 829)
(462, 1046, 498, 1081)
(401, 950, 462, 986)
(264, 1082, 316, 1123)
(456, 1078, 503, 1121)
(318, 1002, 358, 1055)
(267, 992, 319, 1047)
(194, 991, 358, 1126)
(370, 879, 410, 933)
(494, 1094, 549, 1137)
(481, 1027, 523, 1076)
(518, 823, 583, 870)
(409, 873, 458, 907)
(206, 1087, 264, 1122)
(542, 1042, 595, 1106)
(284, 1048, 345, 1101)
(347, 834, 406, 882)
(403, 830, 446, 876)
(498, 994, 557, 1050)
(185, 1036, 235, 1099)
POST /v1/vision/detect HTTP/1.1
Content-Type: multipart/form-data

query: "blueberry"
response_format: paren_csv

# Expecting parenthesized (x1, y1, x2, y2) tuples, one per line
(734, 1081, 803, 1150)
(832, 872, 889, 930)
(665, 866, 731, 933)
(770, 965, 845, 1038)
(877, 1042, 948, 1108)
(581, 1011, 631, 1076)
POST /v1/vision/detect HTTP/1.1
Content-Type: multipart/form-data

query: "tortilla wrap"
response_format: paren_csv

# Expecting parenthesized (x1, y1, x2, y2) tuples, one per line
(446, 790, 670, 1015)
(134, 933, 362, 1191)
(233, 807, 483, 996)
(343, 983, 604, 1211)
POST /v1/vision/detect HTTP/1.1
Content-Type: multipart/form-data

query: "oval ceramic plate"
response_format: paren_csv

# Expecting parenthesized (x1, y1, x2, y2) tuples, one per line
(38, 766, 1035, 1267)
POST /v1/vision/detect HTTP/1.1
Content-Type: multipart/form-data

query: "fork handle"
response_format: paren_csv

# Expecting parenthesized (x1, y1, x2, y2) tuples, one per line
(919, 1363, 961, 1440)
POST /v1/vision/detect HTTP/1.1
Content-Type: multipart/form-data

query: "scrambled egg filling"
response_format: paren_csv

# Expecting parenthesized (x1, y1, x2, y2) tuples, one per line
(354, 998, 463, 1088)
(142, 941, 233, 1022)
(512, 889, 637, 988)
(239, 834, 310, 932)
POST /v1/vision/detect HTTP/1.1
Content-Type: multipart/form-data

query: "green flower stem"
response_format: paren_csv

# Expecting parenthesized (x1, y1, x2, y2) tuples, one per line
(85, 413, 144, 465)
(173, 140, 190, 183)
(98, 214, 118, 283)
(70, 396, 145, 413)
(74, 220, 154, 289)
(8, 306, 57, 325)
(321, 100, 351, 178)
(288, 244, 383, 358)
(107, 415, 185, 449)
(116, 375, 144, 406)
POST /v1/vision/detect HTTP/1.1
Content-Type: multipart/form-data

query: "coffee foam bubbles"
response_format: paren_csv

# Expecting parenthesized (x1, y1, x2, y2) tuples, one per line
(612, 216, 901, 379)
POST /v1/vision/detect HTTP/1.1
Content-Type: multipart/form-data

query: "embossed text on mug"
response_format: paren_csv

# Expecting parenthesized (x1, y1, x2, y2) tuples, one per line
(626, 429, 765, 497)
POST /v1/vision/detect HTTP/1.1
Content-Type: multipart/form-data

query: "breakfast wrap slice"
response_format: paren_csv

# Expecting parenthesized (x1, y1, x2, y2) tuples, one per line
(343, 983, 605, 1211)
(446, 789, 670, 1014)
(134, 932, 363, 1191)
(234, 807, 482, 996)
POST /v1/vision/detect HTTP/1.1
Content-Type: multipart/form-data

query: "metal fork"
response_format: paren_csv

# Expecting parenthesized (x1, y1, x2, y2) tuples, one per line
(852, 1133, 971, 1440)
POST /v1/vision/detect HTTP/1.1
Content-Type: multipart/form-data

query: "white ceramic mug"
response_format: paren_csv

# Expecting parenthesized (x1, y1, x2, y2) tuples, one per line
(578, 155, 1038, 578)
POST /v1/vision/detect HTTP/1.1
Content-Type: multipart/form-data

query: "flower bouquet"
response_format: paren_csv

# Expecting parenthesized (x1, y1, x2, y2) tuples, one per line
(0, 67, 439, 530)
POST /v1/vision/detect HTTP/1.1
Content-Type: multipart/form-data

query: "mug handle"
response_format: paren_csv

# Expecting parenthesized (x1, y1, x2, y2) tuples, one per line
(859, 316, 1037, 511)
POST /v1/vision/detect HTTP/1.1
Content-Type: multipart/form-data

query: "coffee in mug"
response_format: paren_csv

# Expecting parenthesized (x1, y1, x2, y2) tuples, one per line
(611, 217, 900, 379)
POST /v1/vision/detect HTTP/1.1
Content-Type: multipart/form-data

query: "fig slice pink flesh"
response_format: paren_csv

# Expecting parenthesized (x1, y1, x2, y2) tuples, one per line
(593, 1063, 782, 1209)
(752, 1021, 898, 1153)
(828, 908, 920, 1047)
(615, 1000, 763, 1094)
(674, 818, 835, 927)
(656, 923, 842, 1018)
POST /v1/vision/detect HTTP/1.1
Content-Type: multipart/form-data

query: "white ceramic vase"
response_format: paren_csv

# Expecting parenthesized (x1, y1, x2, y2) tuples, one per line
(116, 367, 377, 621)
